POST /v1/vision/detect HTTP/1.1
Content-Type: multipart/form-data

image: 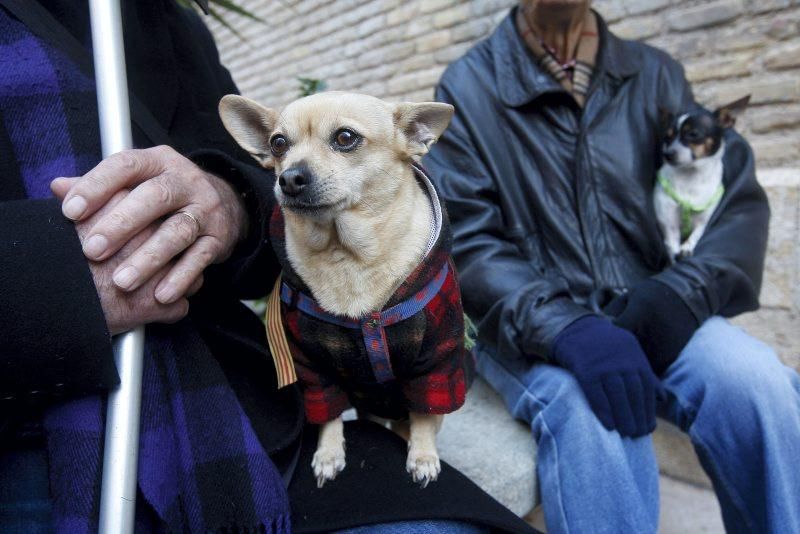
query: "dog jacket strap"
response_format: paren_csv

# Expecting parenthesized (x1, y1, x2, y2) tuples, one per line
(279, 285, 361, 328)
(266, 275, 298, 388)
(378, 261, 449, 326)
(361, 313, 395, 383)
(280, 262, 450, 384)
(657, 173, 725, 240)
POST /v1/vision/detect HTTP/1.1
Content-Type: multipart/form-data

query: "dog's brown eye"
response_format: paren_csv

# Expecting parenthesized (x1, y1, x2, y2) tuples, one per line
(336, 131, 354, 145)
(332, 128, 360, 151)
(270, 135, 288, 157)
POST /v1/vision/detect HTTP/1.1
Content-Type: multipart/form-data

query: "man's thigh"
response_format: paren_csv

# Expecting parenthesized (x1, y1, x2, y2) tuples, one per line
(475, 346, 621, 439)
(475, 344, 660, 523)
(475, 346, 581, 422)
(660, 316, 800, 430)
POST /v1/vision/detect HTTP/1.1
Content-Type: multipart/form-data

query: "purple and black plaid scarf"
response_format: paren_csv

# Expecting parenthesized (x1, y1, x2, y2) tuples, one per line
(0, 8, 290, 532)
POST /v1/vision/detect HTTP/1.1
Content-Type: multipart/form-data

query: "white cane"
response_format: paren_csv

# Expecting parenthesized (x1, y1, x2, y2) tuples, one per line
(89, 1, 144, 533)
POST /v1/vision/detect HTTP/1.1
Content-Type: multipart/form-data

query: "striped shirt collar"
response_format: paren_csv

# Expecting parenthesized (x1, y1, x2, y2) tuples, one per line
(515, 8, 599, 107)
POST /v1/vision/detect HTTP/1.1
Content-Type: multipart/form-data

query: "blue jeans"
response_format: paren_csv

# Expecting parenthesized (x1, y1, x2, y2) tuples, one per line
(478, 317, 800, 534)
(335, 521, 486, 533)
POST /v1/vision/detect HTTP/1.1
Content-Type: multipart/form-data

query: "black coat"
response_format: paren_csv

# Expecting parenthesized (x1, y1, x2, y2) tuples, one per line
(0, 1, 534, 532)
(424, 9, 770, 362)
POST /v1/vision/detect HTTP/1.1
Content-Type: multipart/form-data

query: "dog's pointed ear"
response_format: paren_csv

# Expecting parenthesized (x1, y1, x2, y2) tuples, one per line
(394, 102, 455, 157)
(219, 94, 280, 167)
(714, 94, 750, 129)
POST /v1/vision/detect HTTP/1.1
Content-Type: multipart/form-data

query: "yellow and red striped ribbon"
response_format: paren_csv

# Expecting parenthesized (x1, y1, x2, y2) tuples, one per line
(266, 275, 297, 388)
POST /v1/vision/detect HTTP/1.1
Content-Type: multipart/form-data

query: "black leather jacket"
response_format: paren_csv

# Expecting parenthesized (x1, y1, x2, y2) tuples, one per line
(424, 9, 769, 362)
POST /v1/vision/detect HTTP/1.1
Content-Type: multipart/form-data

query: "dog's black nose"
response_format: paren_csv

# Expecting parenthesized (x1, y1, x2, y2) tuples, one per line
(279, 167, 311, 197)
(663, 149, 678, 164)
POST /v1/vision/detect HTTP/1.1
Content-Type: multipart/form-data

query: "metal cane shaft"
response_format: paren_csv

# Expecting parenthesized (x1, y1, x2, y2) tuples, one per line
(99, 327, 144, 534)
(89, 1, 144, 532)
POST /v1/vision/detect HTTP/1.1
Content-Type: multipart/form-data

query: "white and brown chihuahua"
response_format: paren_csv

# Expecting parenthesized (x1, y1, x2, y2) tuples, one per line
(655, 95, 750, 261)
(219, 92, 463, 488)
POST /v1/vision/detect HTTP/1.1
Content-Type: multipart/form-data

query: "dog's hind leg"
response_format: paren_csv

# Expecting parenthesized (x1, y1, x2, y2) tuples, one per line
(389, 419, 410, 441)
(406, 413, 443, 488)
(312, 416, 346, 488)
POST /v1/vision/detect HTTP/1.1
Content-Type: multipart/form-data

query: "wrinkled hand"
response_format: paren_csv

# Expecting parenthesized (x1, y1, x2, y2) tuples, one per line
(51, 146, 248, 305)
(64, 191, 202, 335)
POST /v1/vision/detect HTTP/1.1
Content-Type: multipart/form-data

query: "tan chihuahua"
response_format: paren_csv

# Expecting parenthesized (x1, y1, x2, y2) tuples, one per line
(219, 92, 470, 488)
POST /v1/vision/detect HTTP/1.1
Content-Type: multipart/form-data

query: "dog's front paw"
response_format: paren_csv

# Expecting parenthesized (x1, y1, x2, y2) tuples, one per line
(678, 243, 695, 259)
(312, 446, 346, 488)
(406, 446, 441, 488)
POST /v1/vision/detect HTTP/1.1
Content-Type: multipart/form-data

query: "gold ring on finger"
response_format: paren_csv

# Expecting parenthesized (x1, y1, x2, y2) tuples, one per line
(177, 210, 200, 233)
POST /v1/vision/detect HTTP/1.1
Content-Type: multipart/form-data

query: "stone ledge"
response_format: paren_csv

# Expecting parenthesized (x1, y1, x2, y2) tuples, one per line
(757, 168, 799, 311)
(438, 377, 538, 516)
(759, 166, 800, 187)
(734, 309, 800, 371)
(653, 420, 710, 488)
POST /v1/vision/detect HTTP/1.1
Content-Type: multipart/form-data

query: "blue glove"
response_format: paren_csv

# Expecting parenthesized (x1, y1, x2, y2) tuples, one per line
(552, 315, 666, 437)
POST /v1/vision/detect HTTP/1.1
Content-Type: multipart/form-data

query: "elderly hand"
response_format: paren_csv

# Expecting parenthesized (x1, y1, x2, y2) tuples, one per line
(51, 146, 248, 305)
(60, 190, 201, 335)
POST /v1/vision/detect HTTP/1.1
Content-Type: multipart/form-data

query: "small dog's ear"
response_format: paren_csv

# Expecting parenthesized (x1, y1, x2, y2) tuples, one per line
(714, 94, 751, 129)
(394, 102, 455, 157)
(219, 94, 280, 167)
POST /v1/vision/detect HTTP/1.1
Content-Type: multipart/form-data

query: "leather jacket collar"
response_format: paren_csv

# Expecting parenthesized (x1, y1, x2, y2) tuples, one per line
(492, 7, 643, 107)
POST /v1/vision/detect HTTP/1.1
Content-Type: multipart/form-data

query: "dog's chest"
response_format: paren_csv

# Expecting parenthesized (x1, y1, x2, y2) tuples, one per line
(284, 168, 441, 318)
(672, 171, 721, 203)
(662, 155, 723, 199)
(287, 235, 427, 318)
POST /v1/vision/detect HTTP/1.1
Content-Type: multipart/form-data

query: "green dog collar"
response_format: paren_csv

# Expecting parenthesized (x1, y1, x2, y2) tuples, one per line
(658, 173, 725, 241)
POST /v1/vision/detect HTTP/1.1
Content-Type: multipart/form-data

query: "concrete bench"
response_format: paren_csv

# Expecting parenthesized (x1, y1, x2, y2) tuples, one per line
(438, 377, 539, 516)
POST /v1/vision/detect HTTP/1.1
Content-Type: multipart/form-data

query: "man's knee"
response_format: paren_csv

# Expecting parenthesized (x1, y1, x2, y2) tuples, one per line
(516, 365, 612, 438)
(667, 317, 798, 425)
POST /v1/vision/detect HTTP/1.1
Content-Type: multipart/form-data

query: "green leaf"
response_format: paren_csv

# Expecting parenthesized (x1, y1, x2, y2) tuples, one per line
(208, 5, 247, 41)
(175, 0, 274, 42)
(297, 77, 327, 97)
(210, 0, 266, 23)
(464, 314, 479, 350)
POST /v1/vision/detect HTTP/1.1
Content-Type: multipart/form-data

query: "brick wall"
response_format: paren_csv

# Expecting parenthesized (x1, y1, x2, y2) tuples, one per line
(211, 0, 800, 169)
(209, 0, 799, 367)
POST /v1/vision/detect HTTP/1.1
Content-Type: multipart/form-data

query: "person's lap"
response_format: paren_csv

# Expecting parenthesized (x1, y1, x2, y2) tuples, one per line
(0, 424, 501, 534)
(477, 316, 800, 534)
(657, 317, 800, 531)
(0, 446, 487, 534)
(476, 335, 661, 533)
